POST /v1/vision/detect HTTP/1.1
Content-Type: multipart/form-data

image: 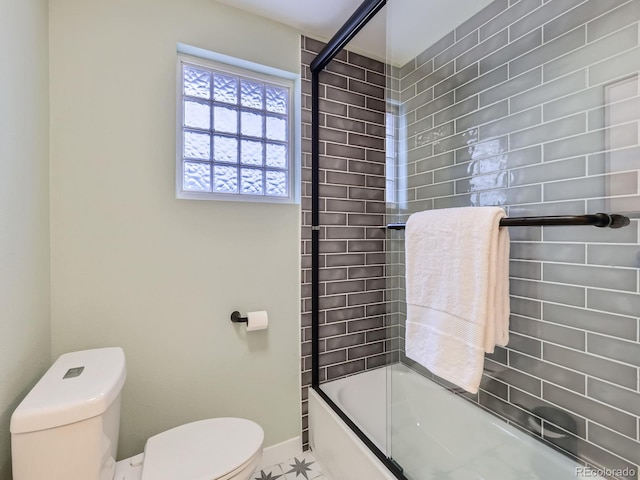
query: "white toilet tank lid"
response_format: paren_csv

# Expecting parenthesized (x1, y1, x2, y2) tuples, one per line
(10, 347, 126, 434)
(141, 418, 264, 480)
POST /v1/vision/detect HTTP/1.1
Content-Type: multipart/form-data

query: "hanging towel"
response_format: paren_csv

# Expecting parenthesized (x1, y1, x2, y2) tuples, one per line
(405, 206, 510, 394)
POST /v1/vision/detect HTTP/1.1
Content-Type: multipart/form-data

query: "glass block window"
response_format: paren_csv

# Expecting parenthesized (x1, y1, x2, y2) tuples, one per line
(177, 56, 295, 202)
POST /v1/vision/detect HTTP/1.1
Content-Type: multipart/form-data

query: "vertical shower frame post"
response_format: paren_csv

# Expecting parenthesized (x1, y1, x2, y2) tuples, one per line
(311, 68, 320, 387)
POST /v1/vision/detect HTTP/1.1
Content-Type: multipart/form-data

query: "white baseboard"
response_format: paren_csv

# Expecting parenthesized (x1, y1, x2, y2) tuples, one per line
(256, 436, 302, 469)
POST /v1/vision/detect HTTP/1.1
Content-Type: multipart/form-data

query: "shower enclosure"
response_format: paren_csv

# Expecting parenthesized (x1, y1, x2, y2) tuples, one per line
(301, 1, 640, 479)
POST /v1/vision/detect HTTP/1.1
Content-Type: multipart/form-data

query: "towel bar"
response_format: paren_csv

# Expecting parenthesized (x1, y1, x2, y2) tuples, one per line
(386, 213, 630, 230)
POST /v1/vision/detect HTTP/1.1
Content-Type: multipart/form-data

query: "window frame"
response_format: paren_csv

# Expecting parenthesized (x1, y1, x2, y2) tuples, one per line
(176, 52, 298, 204)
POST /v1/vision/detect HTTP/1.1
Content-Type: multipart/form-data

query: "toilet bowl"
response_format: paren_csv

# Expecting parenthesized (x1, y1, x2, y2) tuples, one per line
(10, 348, 264, 480)
(114, 418, 264, 480)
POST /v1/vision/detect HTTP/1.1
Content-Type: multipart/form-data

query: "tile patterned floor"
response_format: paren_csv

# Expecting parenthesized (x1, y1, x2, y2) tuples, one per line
(252, 451, 329, 480)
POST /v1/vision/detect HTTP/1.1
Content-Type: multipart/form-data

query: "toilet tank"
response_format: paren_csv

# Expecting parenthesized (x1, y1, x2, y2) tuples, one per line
(11, 347, 127, 480)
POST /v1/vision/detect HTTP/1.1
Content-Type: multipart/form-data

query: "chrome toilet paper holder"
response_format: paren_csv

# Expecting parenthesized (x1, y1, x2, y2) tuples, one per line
(230, 311, 248, 324)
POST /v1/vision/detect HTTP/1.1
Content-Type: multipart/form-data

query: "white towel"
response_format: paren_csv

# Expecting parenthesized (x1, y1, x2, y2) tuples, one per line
(405, 206, 510, 394)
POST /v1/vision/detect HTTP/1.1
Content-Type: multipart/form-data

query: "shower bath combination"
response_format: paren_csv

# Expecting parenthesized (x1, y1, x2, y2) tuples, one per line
(301, 0, 640, 479)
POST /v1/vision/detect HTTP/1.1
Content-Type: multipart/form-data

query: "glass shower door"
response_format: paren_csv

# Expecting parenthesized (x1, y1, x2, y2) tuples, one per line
(305, 4, 401, 468)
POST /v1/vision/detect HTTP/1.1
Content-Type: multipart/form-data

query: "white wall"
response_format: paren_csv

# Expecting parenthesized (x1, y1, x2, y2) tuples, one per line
(0, 0, 51, 477)
(49, 0, 302, 458)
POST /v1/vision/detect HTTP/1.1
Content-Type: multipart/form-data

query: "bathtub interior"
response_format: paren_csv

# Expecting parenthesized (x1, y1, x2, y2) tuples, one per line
(320, 364, 388, 453)
(321, 365, 604, 480)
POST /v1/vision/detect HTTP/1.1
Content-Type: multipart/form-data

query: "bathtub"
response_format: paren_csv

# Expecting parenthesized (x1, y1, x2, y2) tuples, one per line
(310, 364, 604, 480)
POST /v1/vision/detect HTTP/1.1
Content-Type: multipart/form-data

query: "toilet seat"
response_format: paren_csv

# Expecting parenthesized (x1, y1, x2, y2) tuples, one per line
(140, 418, 264, 480)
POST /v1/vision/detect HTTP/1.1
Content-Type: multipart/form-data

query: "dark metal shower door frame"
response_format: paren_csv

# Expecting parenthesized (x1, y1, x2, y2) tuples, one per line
(309, 0, 407, 479)
(306, 3, 640, 479)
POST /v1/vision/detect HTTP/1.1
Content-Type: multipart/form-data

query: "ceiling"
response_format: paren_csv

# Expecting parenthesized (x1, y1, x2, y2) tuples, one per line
(215, 0, 493, 66)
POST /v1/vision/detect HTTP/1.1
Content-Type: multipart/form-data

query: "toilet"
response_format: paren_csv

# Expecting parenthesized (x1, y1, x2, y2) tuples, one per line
(10, 347, 264, 480)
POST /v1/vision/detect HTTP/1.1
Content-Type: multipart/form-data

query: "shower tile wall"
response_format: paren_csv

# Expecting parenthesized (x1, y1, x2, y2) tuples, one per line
(300, 36, 395, 449)
(395, 0, 640, 477)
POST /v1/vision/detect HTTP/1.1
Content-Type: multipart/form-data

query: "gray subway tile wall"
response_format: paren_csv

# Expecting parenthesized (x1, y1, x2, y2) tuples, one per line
(394, 0, 640, 477)
(300, 36, 394, 449)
